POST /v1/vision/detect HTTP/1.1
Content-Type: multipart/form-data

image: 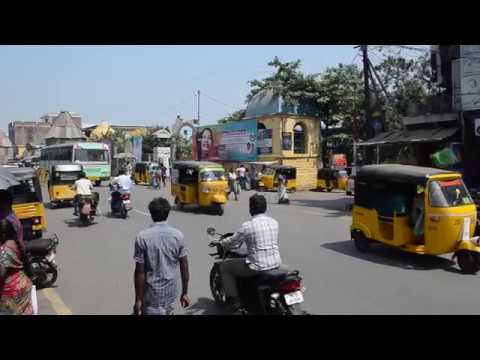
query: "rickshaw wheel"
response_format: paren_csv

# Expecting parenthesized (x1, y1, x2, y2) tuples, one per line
(327, 188, 333, 192)
(174, 197, 183, 211)
(456, 250, 480, 274)
(352, 230, 370, 252)
(211, 203, 224, 216)
(95, 180, 102, 186)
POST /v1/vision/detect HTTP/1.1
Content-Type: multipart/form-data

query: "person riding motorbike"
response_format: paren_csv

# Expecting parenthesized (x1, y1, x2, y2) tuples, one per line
(112, 169, 133, 195)
(219, 194, 282, 313)
(71, 172, 93, 216)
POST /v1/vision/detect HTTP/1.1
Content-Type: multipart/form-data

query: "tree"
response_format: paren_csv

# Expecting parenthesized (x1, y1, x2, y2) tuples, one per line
(171, 134, 192, 161)
(315, 64, 364, 130)
(217, 109, 247, 124)
(246, 56, 319, 108)
(372, 50, 443, 130)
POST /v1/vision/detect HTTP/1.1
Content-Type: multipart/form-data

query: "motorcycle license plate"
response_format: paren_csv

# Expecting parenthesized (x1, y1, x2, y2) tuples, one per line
(123, 200, 131, 204)
(284, 291, 304, 305)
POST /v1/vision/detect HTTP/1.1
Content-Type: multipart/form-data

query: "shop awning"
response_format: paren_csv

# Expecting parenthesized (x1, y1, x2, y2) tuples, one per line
(246, 161, 279, 166)
(358, 127, 458, 146)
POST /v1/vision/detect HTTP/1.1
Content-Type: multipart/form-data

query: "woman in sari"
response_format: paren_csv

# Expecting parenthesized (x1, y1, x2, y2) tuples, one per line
(0, 190, 33, 315)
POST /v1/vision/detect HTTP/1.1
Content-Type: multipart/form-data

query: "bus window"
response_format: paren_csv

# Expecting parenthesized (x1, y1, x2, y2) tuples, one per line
(74, 149, 109, 162)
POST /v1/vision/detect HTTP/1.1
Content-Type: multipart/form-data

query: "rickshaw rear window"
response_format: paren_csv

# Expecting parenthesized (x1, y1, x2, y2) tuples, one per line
(200, 170, 225, 182)
(10, 180, 37, 204)
(429, 179, 473, 207)
(55, 172, 79, 183)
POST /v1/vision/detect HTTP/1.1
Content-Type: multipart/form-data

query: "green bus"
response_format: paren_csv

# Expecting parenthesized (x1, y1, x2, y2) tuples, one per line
(40, 142, 111, 185)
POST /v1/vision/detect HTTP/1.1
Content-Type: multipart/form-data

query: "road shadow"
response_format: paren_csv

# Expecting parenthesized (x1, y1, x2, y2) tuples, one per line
(290, 198, 351, 216)
(174, 206, 223, 216)
(322, 240, 459, 272)
(184, 297, 226, 315)
(63, 218, 99, 228)
(46, 202, 74, 210)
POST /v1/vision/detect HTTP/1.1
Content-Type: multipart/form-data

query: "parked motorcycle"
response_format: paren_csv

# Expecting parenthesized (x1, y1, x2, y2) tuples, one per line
(207, 227, 306, 315)
(109, 183, 131, 219)
(78, 192, 99, 226)
(24, 234, 59, 289)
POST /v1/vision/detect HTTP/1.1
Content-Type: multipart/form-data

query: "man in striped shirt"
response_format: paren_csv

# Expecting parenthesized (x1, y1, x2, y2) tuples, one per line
(220, 194, 282, 312)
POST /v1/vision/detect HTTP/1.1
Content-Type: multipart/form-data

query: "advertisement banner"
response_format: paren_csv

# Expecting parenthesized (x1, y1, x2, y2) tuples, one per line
(258, 129, 272, 155)
(331, 153, 347, 169)
(132, 136, 143, 162)
(282, 132, 292, 151)
(192, 119, 258, 161)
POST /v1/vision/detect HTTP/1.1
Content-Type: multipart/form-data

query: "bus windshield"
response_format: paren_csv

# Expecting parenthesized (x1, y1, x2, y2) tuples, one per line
(74, 149, 109, 162)
(429, 179, 473, 207)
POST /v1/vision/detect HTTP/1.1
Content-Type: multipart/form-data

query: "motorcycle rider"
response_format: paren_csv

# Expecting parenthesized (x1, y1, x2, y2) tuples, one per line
(112, 169, 133, 195)
(220, 194, 282, 312)
(72, 172, 93, 216)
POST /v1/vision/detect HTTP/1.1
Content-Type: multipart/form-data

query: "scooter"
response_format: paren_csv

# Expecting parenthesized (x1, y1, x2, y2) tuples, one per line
(207, 227, 306, 315)
(24, 234, 59, 289)
(78, 193, 99, 226)
(109, 183, 131, 219)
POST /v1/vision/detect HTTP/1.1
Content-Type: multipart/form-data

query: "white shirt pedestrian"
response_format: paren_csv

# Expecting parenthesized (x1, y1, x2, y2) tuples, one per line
(114, 174, 133, 192)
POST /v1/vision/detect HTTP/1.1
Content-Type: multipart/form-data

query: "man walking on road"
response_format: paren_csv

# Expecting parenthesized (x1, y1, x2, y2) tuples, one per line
(133, 197, 190, 315)
(160, 164, 167, 187)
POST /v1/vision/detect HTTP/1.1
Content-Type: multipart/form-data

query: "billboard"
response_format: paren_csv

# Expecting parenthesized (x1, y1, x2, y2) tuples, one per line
(258, 129, 272, 155)
(132, 136, 143, 161)
(192, 119, 257, 162)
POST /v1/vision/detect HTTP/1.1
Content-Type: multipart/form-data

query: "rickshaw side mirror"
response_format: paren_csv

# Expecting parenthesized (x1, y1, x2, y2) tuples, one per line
(207, 227, 216, 236)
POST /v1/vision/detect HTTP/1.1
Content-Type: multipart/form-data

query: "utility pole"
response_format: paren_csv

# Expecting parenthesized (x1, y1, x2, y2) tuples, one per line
(197, 90, 200, 125)
(360, 45, 372, 138)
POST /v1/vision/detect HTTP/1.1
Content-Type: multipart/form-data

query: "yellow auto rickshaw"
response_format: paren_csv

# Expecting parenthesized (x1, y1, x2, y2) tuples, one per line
(5, 167, 47, 240)
(171, 161, 228, 215)
(48, 164, 83, 207)
(132, 162, 151, 185)
(258, 165, 297, 192)
(316, 168, 339, 192)
(351, 164, 480, 274)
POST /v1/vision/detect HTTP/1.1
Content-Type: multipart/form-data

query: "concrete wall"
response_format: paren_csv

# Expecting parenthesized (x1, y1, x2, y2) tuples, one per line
(8, 122, 51, 147)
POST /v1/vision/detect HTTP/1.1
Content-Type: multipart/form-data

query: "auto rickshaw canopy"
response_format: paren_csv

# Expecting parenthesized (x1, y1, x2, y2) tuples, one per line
(174, 161, 224, 170)
(357, 164, 457, 186)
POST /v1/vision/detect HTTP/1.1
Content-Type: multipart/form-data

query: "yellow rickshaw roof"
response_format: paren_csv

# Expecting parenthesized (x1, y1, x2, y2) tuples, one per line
(357, 164, 459, 186)
(174, 161, 224, 170)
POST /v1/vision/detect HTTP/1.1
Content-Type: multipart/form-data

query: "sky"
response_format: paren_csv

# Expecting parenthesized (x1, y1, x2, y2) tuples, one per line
(0, 45, 362, 131)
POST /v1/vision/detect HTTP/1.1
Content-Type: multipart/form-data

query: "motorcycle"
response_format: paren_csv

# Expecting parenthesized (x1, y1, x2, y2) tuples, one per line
(78, 192, 99, 226)
(207, 227, 306, 315)
(109, 183, 131, 219)
(24, 234, 59, 289)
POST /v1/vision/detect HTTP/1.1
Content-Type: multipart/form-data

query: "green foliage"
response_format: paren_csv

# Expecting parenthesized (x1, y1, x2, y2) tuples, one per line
(171, 134, 192, 160)
(218, 109, 247, 124)
(315, 64, 364, 129)
(372, 51, 443, 130)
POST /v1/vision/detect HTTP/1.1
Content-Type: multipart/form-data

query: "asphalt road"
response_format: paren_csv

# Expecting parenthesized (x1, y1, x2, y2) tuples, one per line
(38, 183, 480, 315)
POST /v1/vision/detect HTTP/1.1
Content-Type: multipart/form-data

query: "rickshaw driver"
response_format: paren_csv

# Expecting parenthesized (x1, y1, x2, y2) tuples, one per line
(411, 186, 425, 239)
(72, 172, 93, 216)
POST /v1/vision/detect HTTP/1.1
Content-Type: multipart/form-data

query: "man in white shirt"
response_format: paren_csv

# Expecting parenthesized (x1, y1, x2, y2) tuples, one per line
(113, 169, 133, 194)
(72, 172, 93, 216)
